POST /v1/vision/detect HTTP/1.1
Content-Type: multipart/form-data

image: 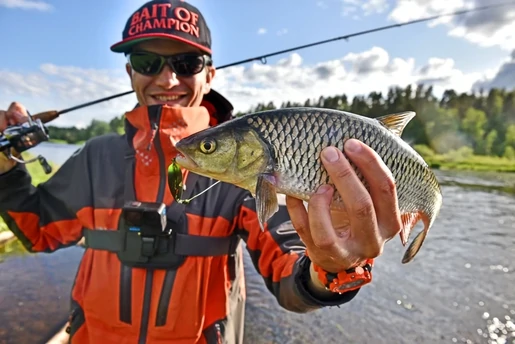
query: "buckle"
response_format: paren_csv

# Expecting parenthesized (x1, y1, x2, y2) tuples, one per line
(141, 236, 158, 257)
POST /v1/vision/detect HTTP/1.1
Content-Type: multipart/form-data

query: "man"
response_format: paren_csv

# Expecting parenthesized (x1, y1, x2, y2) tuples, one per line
(0, 0, 403, 343)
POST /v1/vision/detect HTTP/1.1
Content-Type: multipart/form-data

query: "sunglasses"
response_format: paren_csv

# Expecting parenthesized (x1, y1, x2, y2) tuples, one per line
(128, 51, 212, 77)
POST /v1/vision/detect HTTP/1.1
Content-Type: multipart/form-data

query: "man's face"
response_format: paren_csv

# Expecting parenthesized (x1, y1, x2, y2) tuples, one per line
(125, 39, 215, 108)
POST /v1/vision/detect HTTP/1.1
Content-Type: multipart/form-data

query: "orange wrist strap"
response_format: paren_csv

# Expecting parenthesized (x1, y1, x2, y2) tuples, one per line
(305, 251, 374, 294)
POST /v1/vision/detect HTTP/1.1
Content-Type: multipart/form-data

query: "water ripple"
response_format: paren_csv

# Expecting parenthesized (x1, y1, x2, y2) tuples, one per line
(0, 169, 514, 344)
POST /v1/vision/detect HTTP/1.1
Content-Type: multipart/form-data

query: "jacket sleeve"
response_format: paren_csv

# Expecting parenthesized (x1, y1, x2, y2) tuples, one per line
(235, 194, 360, 313)
(0, 144, 92, 253)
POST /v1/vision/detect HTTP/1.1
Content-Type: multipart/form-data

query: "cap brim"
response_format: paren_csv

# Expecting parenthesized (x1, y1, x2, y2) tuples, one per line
(110, 33, 212, 55)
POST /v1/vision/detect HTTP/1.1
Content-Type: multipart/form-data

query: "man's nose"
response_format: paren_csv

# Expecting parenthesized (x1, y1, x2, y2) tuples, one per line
(155, 65, 179, 88)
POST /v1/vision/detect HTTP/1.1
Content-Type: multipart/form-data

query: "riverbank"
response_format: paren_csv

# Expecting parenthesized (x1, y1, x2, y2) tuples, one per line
(414, 145, 515, 173)
(49, 138, 86, 145)
(2, 142, 514, 247)
(1, 142, 514, 244)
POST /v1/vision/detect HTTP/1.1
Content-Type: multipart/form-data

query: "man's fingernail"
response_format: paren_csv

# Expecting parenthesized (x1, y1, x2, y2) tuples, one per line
(345, 139, 361, 153)
(322, 147, 339, 162)
(316, 185, 331, 194)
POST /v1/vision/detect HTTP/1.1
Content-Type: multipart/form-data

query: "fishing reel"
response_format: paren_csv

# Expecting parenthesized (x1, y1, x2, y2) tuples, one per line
(0, 116, 52, 174)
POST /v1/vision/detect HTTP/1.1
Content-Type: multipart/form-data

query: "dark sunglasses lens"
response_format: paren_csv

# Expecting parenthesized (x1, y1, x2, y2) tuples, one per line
(130, 53, 164, 75)
(170, 55, 205, 75)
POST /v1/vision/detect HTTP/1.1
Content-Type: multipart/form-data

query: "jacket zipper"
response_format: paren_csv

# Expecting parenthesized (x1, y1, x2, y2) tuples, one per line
(215, 323, 222, 344)
(138, 108, 166, 344)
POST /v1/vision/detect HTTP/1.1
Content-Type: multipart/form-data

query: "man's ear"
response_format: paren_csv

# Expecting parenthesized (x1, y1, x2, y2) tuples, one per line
(125, 63, 133, 79)
(203, 66, 216, 94)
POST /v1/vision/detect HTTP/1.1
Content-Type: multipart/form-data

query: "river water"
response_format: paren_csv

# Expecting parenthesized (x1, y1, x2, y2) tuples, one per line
(1, 142, 514, 344)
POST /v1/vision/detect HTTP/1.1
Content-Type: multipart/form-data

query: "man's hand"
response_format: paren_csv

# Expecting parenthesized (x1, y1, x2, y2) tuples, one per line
(286, 139, 403, 275)
(0, 102, 30, 174)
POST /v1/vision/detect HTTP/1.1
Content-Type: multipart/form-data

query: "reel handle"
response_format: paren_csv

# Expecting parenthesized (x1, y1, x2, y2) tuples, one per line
(32, 110, 60, 124)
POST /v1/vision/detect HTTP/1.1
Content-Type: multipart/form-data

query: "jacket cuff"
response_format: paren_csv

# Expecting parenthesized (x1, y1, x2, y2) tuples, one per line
(294, 254, 361, 307)
(0, 163, 29, 188)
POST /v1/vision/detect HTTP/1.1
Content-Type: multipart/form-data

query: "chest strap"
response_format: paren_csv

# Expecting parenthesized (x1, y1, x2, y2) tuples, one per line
(83, 229, 236, 257)
(83, 147, 238, 259)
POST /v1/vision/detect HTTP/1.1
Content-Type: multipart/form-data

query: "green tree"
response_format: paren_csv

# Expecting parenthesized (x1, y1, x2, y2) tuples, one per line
(43, 85, 515, 160)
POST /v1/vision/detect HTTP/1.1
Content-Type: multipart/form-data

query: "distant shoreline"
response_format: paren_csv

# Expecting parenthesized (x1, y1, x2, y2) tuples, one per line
(1, 146, 514, 242)
(48, 139, 85, 145)
(46, 139, 515, 173)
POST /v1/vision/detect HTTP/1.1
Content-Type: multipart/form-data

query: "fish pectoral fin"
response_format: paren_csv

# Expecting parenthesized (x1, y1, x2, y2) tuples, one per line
(401, 212, 431, 264)
(376, 111, 416, 137)
(399, 212, 422, 246)
(256, 174, 279, 232)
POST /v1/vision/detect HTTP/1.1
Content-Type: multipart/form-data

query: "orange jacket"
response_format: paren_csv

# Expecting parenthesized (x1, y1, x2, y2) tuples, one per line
(0, 93, 359, 344)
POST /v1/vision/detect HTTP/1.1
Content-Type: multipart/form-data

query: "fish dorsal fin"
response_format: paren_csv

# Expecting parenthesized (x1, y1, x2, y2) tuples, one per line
(376, 111, 416, 137)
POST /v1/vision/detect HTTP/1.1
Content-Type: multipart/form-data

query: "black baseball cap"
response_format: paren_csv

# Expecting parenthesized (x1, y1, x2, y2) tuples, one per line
(111, 0, 212, 55)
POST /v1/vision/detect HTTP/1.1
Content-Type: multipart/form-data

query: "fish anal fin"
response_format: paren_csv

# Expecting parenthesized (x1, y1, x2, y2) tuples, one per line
(256, 174, 279, 232)
(376, 111, 416, 137)
(401, 212, 431, 264)
(399, 212, 422, 246)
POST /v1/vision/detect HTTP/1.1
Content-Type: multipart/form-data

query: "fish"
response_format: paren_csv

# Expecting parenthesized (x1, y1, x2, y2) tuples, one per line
(174, 107, 443, 264)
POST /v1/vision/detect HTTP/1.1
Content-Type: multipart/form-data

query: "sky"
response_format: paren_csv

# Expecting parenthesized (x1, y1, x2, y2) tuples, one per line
(0, 0, 514, 128)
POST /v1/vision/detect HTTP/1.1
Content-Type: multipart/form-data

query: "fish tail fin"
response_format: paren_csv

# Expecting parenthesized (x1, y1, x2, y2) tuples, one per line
(401, 212, 431, 264)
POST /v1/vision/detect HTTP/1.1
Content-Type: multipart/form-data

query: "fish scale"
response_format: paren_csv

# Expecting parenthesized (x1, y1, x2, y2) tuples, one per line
(175, 107, 443, 264)
(253, 111, 370, 201)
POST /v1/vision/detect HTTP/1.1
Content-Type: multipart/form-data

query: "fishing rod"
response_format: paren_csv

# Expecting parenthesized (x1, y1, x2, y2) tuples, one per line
(26, 0, 515, 125)
(215, 0, 515, 69)
(1, 0, 514, 175)
(26, 0, 515, 124)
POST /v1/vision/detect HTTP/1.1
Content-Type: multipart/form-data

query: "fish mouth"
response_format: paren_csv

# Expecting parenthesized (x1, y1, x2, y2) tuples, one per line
(174, 152, 198, 170)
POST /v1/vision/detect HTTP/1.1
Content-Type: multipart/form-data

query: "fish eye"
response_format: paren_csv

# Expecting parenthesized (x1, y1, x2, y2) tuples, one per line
(200, 138, 216, 154)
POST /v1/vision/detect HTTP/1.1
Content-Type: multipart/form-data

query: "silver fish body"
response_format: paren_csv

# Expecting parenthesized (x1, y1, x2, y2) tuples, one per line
(175, 107, 443, 263)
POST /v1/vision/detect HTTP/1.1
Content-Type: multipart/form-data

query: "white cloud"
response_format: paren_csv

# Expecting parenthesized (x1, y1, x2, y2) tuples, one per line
(0, 65, 136, 128)
(212, 46, 494, 113)
(473, 49, 515, 91)
(388, 0, 515, 51)
(340, 0, 389, 18)
(1, 46, 509, 128)
(316, 0, 389, 19)
(0, 0, 52, 11)
(276, 28, 288, 36)
(316, 1, 328, 9)
(257, 28, 267, 35)
(360, 0, 389, 15)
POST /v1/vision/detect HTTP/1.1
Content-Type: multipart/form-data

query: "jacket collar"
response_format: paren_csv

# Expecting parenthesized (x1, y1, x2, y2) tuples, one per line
(123, 88, 234, 146)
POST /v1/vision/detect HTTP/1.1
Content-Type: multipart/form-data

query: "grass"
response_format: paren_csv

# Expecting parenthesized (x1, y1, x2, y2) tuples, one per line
(414, 145, 515, 173)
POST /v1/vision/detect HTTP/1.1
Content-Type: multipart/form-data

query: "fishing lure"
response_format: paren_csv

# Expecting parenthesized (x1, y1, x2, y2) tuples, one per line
(167, 159, 220, 204)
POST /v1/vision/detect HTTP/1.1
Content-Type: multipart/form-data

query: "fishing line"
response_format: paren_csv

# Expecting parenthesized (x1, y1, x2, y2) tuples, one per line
(31, 0, 515, 122)
(215, 0, 515, 69)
